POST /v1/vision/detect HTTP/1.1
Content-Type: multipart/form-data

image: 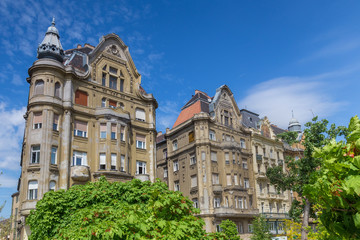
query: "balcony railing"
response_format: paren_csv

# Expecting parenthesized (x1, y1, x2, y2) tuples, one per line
(256, 154, 263, 161)
(261, 212, 290, 219)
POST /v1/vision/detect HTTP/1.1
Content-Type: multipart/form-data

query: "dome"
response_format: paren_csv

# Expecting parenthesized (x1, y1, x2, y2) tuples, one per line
(37, 18, 64, 62)
(288, 112, 302, 133)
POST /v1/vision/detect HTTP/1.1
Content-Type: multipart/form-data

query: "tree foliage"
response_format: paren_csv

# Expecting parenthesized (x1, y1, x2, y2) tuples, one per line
(250, 215, 272, 240)
(207, 220, 242, 240)
(27, 177, 207, 240)
(304, 116, 360, 239)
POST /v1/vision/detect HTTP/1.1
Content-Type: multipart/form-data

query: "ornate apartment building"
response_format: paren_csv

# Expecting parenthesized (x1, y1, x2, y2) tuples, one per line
(156, 86, 258, 235)
(10, 20, 157, 239)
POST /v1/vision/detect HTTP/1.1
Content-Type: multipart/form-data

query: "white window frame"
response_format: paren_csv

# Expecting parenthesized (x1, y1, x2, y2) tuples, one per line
(191, 175, 198, 188)
(211, 151, 217, 162)
(244, 178, 250, 189)
(240, 139, 246, 149)
(163, 167, 168, 178)
(136, 135, 146, 149)
(135, 108, 146, 122)
(120, 155, 125, 172)
(111, 153, 116, 170)
(174, 181, 180, 191)
(99, 153, 106, 170)
(193, 198, 199, 208)
(31, 145, 40, 164)
(136, 161, 146, 174)
(209, 130, 216, 140)
(74, 121, 87, 138)
(212, 173, 219, 185)
(100, 123, 107, 139)
(49, 181, 56, 191)
(214, 197, 221, 208)
(173, 160, 179, 172)
(172, 140, 178, 150)
(50, 146, 57, 165)
(72, 151, 87, 166)
(190, 154, 196, 165)
(28, 180, 38, 200)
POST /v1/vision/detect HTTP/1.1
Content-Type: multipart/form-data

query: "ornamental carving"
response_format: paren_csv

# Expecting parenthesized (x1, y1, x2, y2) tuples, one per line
(106, 44, 122, 58)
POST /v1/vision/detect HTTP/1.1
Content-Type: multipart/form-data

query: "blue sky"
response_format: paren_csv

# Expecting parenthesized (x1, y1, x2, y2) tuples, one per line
(0, 0, 360, 218)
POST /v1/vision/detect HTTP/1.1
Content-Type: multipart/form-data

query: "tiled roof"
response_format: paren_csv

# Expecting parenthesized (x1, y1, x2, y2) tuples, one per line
(156, 134, 165, 144)
(68, 54, 86, 71)
(240, 109, 261, 129)
(271, 124, 287, 136)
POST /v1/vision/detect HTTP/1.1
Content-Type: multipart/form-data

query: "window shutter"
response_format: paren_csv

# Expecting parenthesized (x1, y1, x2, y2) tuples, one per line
(100, 123, 106, 131)
(135, 109, 145, 121)
(53, 114, 59, 124)
(191, 176, 197, 187)
(75, 120, 87, 132)
(136, 134, 146, 142)
(211, 151, 217, 161)
(28, 180, 38, 189)
(121, 155, 125, 170)
(227, 174, 232, 185)
(34, 80, 44, 95)
(111, 154, 116, 166)
(33, 112, 42, 124)
(234, 175, 238, 185)
(75, 90, 88, 106)
(111, 124, 116, 132)
(99, 153, 106, 165)
(109, 100, 117, 108)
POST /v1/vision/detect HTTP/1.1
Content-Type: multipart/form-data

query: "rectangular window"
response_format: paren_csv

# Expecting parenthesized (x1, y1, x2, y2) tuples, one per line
(135, 108, 146, 121)
(173, 160, 179, 172)
(214, 197, 221, 208)
(53, 114, 59, 131)
(31, 145, 40, 164)
(28, 181, 38, 200)
(244, 197, 247, 209)
(242, 159, 248, 169)
(172, 140, 178, 150)
(164, 167, 168, 178)
(238, 197, 243, 209)
(102, 73, 106, 86)
(109, 67, 117, 74)
(240, 139, 246, 149)
(189, 131, 195, 143)
(100, 123, 106, 139)
(99, 153, 106, 170)
(225, 152, 230, 164)
(191, 175, 198, 188)
(190, 153, 196, 165)
(136, 161, 146, 174)
(232, 152, 236, 164)
(72, 151, 87, 166)
(202, 151, 206, 161)
(120, 126, 125, 141)
(75, 90, 88, 106)
(226, 135, 230, 142)
(209, 130, 216, 140)
(109, 75, 117, 90)
(174, 181, 180, 191)
(248, 224, 253, 233)
(212, 173, 219, 184)
(211, 151, 217, 162)
(244, 178, 250, 188)
(136, 134, 146, 149)
(234, 175, 238, 186)
(33, 112, 42, 129)
(226, 174, 232, 186)
(120, 79, 124, 92)
(111, 124, 117, 139)
(51, 146, 57, 165)
(120, 155, 125, 172)
(192, 198, 199, 208)
(163, 149, 167, 159)
(239, 223, 244, 234)
(111, 153, 116, 170)
(74, 120, 87, 137)
(109, 100, 117, 109)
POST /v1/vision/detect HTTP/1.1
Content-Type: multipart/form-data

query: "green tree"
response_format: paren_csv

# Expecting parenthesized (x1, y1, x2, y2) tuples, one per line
(267, 117, 347, 240)
(250, 215, 272, 240)
(207, 219, 242, 240)
(27, 177, 207, 240)
(304, 116, 360, 239)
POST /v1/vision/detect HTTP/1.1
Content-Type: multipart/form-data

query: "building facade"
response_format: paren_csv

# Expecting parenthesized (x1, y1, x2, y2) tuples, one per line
(11, 20, 157, 239)
(156, 86, 258, 236)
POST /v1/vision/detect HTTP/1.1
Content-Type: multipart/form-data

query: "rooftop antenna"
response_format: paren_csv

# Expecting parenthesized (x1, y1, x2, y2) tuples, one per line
(52, 17, 55, 26)
(292, 110, 294, 118)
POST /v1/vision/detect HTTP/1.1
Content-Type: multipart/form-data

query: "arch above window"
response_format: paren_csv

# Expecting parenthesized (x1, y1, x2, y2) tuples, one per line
(54, 82, 61, 98)
(34, 80, 44, 95)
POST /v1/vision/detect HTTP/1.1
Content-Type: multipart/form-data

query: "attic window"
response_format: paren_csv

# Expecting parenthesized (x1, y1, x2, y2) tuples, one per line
(249, 117, 253, 122)
(110, 67, 118, 75)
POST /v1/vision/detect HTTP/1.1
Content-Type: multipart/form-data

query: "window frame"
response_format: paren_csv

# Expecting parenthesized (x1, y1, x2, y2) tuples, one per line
(28, 180, 38, 200)
(72, 151, 87, 166)
(31, 145, 40, 164)
(136, 161, 146, 175)
(50, 146, 57, 165)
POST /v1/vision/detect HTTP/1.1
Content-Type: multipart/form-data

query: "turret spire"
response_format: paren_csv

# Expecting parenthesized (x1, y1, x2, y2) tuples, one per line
(37, 18, 64, 62)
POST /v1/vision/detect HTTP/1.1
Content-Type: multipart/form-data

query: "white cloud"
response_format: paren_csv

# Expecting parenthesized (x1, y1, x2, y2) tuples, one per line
(238, 74, 347, 129)
(0, 173, 18, 188)
(157, 101, 180, 131)
(0, 103, 26, 171)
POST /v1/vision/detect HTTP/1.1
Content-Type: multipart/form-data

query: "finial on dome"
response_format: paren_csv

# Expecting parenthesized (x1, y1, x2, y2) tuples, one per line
(52, 17, 55, 26)
(292, 110, 294, 118)
(288, 111, 301, 133)
(37, 18, 64, 62)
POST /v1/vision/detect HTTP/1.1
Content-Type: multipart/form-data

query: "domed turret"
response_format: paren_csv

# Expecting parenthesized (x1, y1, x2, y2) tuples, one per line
(288, 111, 302, 133)
(37, 18, 64, 62)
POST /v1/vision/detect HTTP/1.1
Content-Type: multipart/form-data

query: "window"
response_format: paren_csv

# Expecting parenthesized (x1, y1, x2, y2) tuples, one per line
(172, 140, 178, 150)
(101, 98, 106, 107)
(259, 183, 263, 193)
(102, 73, 106, 86)
(120, 126, 125, 141)
(249, 195, 253, 208)
(226, 174, 232, 186)
(120, 155, 125, 172)
(216, 225, 222, 232)
(136, 161, 146, 174)
(224, 196, 229, 207)
(232, 152, 236, 164)
(173, 160, 179, 172)
(164, 167, 168, 178)
(109, 66, 117, 74)
(242, 159, 248, 169)
(54, 82, 61, 98)
(72, 151, 87, 166)
(238, 197, 243, 209)
(33, 112, 42, 129)
(224, 111, 229, 126)
(225, 152, 230, 164)
(120, 79, 124, 92)
(268, 222, 275, 231)
(188, 131, 194, 143)
(53, 114, 59, 131)
(75, 90, 88, 106)
(136, 134, 146, 149)
(214, 197, 221, 208)
(191, 175, 198, 188)
(190, 153, 196, 165)
(261, 202, 264, 213)
(109, 75, 117, 90)
(31, 145, 40, 164)
(111, 153, 116, 170)
(234, 175, 238, 186)
(109, 100, 117, 109)
(51, 146, 57, 164)
(244, 197, 247, 209)
(267, 184, 270, 193)
(226, 135, 230, 141)
(209, 130, 216, 140)
(201, 151, 206, 161)
(240, 139, 246, 149)
(49, 181, 56, 191)
(34, 80, 44, 95)
(212, 173, 219, 184)
(135, 108, 145, 121)
(174, 181, 180, 191)
(163, 149, 167, 159)
(28, 180, 38, 200)
(100, 123, 106, 139)
(211, 151, 217, 162)
(244, 178, 250, 188)
(270, 149, 273, 158)
(74, 120, 87, 137)
(192, 198, 199, 208)
(119, 102, 124, 109)
(248, 224, 253, 233)
(239, 223, 244, 233)
(111, 124, 116, 139)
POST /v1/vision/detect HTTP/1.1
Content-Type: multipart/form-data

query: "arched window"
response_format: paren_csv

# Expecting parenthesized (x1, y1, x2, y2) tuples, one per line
(49, 181, 56, 191)
(34, 80, 44, 95)
(28, 180, 38, 200)
(101, 98, 106, 107)
(54, 82, 61, 98)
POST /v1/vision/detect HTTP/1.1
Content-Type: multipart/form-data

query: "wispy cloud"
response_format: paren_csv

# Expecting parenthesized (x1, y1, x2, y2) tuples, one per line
(157, 101, 180, 131)
(0, 174, 18, 188)
(238, 71, 350, 129)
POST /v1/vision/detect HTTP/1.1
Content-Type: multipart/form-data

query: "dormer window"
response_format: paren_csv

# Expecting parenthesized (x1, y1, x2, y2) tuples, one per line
(101, 65, 125, 92)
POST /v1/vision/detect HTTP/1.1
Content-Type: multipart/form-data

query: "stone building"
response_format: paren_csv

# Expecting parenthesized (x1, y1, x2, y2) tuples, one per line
(10, 19, 157, 239)
(240, 110, 292, 234)
(156, 86, 257, 236)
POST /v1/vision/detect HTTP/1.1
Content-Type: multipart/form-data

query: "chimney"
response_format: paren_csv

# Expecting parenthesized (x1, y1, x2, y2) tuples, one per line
(77, 44, 82, 49)
(157, 131, 162, 137)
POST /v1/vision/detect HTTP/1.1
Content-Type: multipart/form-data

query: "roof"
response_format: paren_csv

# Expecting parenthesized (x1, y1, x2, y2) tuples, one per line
(240, 109, 261, 129)
(172, 91, 210, 128)
(156, 134, 166, 144)
(271, 124, 287, 136)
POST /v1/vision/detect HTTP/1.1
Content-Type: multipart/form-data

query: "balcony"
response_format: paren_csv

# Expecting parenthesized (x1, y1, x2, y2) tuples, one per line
(261, 212, 290, 219)
(71, 165, 90, 182)
(134, 174, 150, 182)
(247, 187, 255, 195)
(212, 184, 223, 194)
(255, 172, 267, 179)
(256, 154, 263, 161)
(220, 141, 241, 150)
(268, 192, 287, 200)
(214, 207, 259, 217)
